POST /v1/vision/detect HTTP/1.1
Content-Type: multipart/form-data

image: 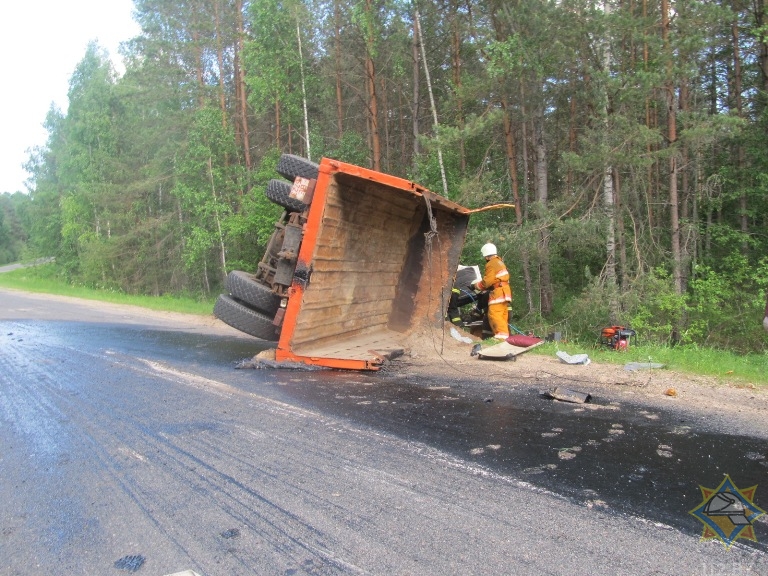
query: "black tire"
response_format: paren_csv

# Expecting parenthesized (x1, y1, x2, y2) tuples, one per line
(213, 294, 280, 341)
(276, 153, 319, 181)
(265, 179, 307, 213)
(226, 270, 281, 316)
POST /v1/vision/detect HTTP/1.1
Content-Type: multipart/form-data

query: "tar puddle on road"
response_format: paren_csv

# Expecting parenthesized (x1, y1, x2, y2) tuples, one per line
(3, 319, 274, 366)
(271, 369, 768, 552)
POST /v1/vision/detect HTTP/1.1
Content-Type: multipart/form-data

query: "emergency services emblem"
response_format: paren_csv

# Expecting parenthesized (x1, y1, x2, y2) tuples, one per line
(689, 475, 765, 549)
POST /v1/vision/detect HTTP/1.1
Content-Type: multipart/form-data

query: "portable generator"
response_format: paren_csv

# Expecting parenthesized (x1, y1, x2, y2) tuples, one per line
(600, 326, 636, 350)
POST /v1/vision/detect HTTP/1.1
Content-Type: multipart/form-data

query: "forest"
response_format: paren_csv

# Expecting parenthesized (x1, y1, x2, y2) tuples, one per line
(1, 0, 767, 351)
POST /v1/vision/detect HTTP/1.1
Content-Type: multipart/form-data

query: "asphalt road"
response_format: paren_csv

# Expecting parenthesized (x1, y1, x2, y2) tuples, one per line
(0, 257, 55, 274)
(0, 289, 766, 575)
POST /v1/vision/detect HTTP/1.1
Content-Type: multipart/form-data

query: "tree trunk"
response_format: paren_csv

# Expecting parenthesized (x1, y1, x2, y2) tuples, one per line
(534, 103, 553, 315)
(275, 98, 281, 148)
(614, 167, 628, 289)
(601, 0, 618, 322)
(398, 88, 407, 167)
(732, 20, 748, 251)
(288, 122, 293, 153)
(208, 156, 227, 283)
(520, 84, 530, 221)
(662, 0, 682, 298)
(534, 107, 547, 205)
(667, 98, 682, 300)
(567, 95, 576, 194)
(502, 97, 534, 314)
(365, 0, 381, 171)
(604, 165, 617, 277)
(692, 154, 701, 271)
(366, 55, 380, 170)
(450, 1, 466, 173)
(191, 1, 204, 109)
(334, 0, 344, 139)
(502, 99, 522, 225)
(764, 291, 768, 331)
(680, 78, 690, 294)
(193, 30, 204, 108)
(756, 0, 768, 98)
(642, 0, 656, 234)
(297, 19, 311, 161)
(415, 10, 448, 196)
(236, 0, 251, 170)
(412, 15, 420, 170)
(382, 76, 390, 172)
(214, 0, 227, 129)
(661, 0, 682, 345)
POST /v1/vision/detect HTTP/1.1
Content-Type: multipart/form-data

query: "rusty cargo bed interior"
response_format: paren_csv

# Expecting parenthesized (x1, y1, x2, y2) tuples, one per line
(276, 159, 470, 370)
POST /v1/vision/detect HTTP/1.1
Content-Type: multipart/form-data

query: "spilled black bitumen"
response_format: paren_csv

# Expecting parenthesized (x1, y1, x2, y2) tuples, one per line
(69, 324, 766, 551)
(276, 369, 768, 552)
(8, 320, 765, 552)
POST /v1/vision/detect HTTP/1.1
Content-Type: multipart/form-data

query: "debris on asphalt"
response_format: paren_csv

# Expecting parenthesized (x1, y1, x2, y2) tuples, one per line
(114, 555, 145, 573)
(542, 387, 592, 404)
(555, 350, 590, 365)
(558, 448, 579, 460)
(236, 348, 331, 370)
(236, 357, 329, 370)
(220, 528, 240, 539)
(624, 362, 665, 371)
(664, 388, 678, 397)
(450, 326, 474, 344)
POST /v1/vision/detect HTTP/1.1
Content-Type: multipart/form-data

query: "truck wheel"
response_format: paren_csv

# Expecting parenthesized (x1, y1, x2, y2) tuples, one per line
(213, 294, 280, 341)
(226, 270, 281, 316)
(265, 179, 307, 213)
(276, 154, 319, 181)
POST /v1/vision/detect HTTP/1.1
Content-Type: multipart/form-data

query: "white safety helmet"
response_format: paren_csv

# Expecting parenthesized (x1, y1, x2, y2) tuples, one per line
(481, 243, 497, 258)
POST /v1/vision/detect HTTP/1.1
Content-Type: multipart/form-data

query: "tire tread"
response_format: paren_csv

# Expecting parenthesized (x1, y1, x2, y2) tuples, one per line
(276, 154, 320, 181)
(265, 179, 307, 213)
(213, 294, 280, 341)
(226, 270, 280, 316)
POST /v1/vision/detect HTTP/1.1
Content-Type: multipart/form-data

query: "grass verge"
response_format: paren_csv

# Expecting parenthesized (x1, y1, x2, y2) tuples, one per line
(0, 264, 216, 316)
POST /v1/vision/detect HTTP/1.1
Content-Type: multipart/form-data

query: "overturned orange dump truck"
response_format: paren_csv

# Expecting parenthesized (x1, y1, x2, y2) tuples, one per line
(214, 155, 471, 370)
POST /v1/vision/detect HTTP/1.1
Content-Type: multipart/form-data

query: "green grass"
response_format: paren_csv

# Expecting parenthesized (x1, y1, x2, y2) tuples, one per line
(0, 264, 216, 316)
(531, 341, 768, 387)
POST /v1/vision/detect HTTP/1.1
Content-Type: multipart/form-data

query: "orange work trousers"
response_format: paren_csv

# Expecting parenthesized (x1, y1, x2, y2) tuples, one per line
(487, 302, 509, 339)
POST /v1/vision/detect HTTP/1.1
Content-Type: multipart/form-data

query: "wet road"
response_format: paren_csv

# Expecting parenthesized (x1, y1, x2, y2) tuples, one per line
(1, 290, 767, 575)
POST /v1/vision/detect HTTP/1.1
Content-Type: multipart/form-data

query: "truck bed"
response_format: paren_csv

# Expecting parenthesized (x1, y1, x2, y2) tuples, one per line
(275, 159, 470, 370)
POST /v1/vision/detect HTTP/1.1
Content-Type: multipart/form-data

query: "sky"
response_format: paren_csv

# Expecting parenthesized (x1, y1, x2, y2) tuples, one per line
(0, 0, 140, 195)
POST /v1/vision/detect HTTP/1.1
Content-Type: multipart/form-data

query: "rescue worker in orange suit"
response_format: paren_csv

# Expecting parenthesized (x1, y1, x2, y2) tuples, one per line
(472, 243, 512, 339)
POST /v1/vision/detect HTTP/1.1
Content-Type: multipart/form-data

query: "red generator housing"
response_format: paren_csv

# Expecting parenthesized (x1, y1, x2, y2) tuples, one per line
(600, 326, 636, 350)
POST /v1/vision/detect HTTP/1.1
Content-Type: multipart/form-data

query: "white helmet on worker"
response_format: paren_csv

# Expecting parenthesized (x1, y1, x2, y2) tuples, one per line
(481, 243, 497, 258)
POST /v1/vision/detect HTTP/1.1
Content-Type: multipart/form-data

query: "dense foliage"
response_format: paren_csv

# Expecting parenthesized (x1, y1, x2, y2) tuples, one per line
(2, 0, 767, 351)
